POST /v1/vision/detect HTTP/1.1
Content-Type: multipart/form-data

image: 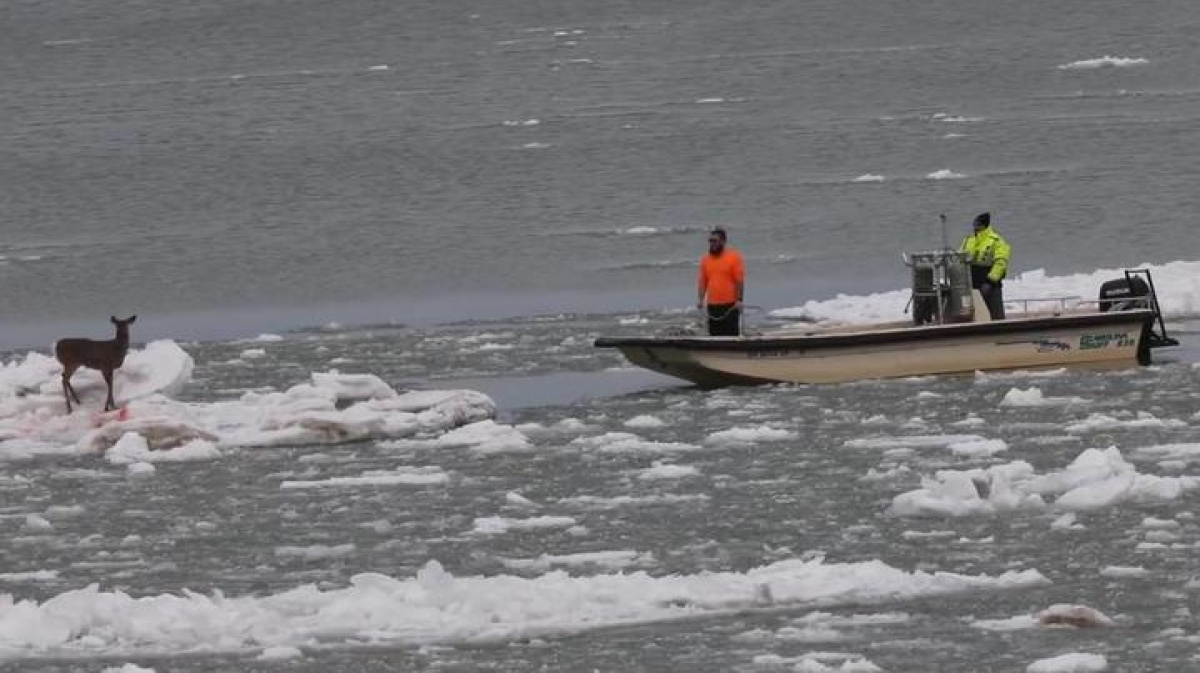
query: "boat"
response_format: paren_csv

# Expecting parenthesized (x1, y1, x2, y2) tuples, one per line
(594, 250, 1179, 387)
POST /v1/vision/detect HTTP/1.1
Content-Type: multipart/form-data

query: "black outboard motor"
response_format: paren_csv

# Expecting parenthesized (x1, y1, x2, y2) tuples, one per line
(1099, 269, 1179, 361)
(1098, 276, 1150, 312)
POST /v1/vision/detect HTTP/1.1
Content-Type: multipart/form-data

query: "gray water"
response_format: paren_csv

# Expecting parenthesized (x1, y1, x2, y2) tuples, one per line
(3, 316, 1200, 671)
(3, 0, 1200, 347)
(4, 0, 1200, 670)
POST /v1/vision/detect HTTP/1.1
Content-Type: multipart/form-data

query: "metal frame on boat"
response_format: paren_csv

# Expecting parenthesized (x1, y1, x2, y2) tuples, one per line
(595, 251, 1178, 387)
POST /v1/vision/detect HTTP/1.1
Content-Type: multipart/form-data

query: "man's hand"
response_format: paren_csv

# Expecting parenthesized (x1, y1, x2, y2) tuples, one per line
(734, 300, 744, 311)
(980, 282, 993, 295)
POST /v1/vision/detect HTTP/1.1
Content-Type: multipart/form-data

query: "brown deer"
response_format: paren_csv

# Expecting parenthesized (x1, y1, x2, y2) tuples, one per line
(55, 316, 137, 414)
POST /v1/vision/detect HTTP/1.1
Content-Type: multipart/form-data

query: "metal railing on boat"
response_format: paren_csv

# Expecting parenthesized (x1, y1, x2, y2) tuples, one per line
(1002, 296, 1082, 314)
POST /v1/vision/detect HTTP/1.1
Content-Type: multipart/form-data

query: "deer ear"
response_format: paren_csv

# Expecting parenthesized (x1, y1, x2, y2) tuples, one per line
(128, 315, 137, 323)
(111, 316, 118, 324)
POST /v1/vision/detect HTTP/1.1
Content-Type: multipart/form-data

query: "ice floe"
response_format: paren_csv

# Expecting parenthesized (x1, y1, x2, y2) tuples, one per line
(434, 420, 533, 453)
(570, 432, 700, 454)
(0, 557, 1047, 660)
(624, 414, 667, 428)
(891, 447, 1199, 517)
(1065, 413, 1186, 434)
(927, 169, 967, 180)
(1058, 55, 1148, 69)
(499, 550, 655, 572)
(1026, 652, 1108, 672)
(279, 466, 449, 489)
(705, 426, 797, 445)
(845, 434, 990, 451)
(637, 462, 699, 480)
(0, 341, 501, 462)
(1000, 387, 1088, 407)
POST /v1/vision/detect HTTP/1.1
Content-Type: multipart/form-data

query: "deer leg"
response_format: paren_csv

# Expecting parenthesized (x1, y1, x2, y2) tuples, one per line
(61, 365, 78, 413)
(65, 366, 82, 404)
(61, 372, 73, 414)
(102, 369, 115, 411)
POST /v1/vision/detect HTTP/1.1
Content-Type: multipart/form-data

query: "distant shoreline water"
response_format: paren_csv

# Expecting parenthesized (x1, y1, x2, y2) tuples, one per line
(0, 275, 856, 353)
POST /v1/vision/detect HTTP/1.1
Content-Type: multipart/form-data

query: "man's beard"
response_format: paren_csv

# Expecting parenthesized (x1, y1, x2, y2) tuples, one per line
(709, 244, 723, 254)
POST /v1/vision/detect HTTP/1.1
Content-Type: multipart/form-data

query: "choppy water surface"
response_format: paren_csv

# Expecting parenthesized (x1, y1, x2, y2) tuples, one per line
(3, 0, 1200, 336)
(5, 0, 1200, 669)
(3, 314, 1200, 671)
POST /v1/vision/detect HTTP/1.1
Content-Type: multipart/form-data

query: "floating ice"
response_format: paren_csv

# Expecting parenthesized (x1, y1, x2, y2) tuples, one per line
(637, 462, 699, 480)
(1099, 565, 1147, 578)
(706, 426, 796, 445)
(927, 169, 967, 180)
(570, 432, 700, 454)
(624, 415, 667, 429)
(932, 113, 984, 122)
(845, 434, 987, 450)
(1065, 413, 1186, 434)
(505, 491, 541, 508)
(891, 447, 1199, 517)
(1000, 387, 1088, 407)
(434, 420, 532, 453)
(258, 645, 302, 660)
(1026, 653, 1108, 672)
(0, 341, 192, 415)
(0, 558, 1047, 660)
(105, 433, 220, 465)
(0, 570, 57, 582)
(751, 652, 882, 670)
(947, 438, 1008, 457)
(280, 466, 448, 489)
(556, 493, 709, 510)
(310, 371, 398, 401)
(854, 174, 885, 182)
(275, 544, 356, 560)
(499, 550, 655, 572)
(472, 515, 577, 535)
(0, 342, 497, 462)
(771, 260, 1200, 325)
(126, 462, 155, 478)
(1135, 442, 1200, 462)
(1058, 55, 1148, 70)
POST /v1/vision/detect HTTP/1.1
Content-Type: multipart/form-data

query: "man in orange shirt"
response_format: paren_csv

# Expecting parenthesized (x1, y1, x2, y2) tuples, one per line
(696, 227, 745, 336)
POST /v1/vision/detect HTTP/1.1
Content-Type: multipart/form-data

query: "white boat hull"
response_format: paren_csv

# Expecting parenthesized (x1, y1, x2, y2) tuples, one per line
(596, 310, 1155, 387)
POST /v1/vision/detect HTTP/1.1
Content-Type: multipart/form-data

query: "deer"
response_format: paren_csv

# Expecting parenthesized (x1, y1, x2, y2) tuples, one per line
(54, 315, 137, 414)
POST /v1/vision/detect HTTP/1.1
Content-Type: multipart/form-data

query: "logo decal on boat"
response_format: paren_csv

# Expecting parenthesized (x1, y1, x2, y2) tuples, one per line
(1080, 332, 1135, 350)
(1031, 339, 1071, 352)
(997, 338, 1071, 352)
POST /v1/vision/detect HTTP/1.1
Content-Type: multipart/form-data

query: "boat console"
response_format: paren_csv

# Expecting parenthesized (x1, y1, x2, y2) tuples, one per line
(903, 250, 977, 325)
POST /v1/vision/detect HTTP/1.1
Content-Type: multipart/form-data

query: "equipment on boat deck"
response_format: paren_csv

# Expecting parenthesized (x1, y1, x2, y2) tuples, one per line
(905, 250, 976, 325)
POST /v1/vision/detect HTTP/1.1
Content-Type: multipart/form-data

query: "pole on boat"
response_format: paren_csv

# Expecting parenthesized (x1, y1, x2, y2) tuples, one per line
(937, 213, 948, 323)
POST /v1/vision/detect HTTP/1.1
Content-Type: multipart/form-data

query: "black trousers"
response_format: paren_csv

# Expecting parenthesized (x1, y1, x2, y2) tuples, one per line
(979, 282, 1005, 319)
(707, 303, 741, 336)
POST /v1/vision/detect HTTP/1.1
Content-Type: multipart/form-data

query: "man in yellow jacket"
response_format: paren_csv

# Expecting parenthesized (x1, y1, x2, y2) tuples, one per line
(960, 212, 1011, 319)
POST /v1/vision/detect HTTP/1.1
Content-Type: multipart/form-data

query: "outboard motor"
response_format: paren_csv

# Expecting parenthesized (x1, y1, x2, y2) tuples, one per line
(1100, 269, 1179, 357)
(1098, 276, 1150, 312)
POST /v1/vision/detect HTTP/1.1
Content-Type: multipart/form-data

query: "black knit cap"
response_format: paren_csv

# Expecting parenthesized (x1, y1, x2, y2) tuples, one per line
(973, 212, 991, 227)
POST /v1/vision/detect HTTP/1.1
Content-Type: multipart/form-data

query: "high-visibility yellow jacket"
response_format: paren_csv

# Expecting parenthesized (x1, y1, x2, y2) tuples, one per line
(960, 226, 1011, 283)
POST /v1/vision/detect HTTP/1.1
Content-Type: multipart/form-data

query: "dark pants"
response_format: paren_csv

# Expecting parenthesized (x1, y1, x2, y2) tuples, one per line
(707, 303, 741, 336)
(979, 282, 1005, 320)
